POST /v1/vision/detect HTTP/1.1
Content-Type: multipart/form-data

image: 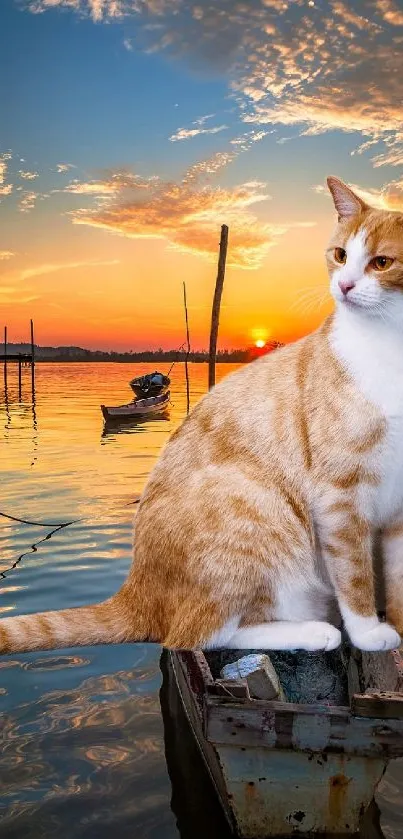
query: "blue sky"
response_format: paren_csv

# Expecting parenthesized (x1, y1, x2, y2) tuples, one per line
(1, 0, 403, 349)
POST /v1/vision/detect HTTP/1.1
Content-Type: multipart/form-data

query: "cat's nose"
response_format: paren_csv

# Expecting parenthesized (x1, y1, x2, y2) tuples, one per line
(338, 278, 355, 296)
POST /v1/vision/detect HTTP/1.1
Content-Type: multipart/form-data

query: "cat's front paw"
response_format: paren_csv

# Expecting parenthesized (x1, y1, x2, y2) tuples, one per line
(350, 622, 401, 652)
(298, 622, 342, 652)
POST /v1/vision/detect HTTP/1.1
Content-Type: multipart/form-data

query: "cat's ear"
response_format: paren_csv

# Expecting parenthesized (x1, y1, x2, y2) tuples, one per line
(327, 176, 369, 220)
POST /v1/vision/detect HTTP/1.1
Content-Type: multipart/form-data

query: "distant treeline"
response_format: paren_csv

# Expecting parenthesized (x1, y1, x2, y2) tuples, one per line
(6, 341, 283, 363)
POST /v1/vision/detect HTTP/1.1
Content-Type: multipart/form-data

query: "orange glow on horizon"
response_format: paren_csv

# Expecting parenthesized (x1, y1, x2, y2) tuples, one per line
(3, 219, 334, 351)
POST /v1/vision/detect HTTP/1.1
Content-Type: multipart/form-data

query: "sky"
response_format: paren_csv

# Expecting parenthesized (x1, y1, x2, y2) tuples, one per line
(1, 0, 403, 351)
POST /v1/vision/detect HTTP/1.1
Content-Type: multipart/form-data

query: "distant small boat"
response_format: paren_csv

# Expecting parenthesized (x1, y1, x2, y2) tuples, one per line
(101, 391, 170, 421)
(130, 371, 170, 398)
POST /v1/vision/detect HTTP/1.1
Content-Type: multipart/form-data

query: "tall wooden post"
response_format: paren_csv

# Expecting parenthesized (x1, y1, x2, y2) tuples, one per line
(30, 318, 35, 398)
(18, 359, 22, 400)
(183, 282, 191, 415)
(3, 325, 7, 391)
(208, 225, 229, 390)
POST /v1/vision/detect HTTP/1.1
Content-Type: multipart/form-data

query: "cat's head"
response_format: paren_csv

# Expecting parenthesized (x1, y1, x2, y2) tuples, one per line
(326, 177, 403, 323)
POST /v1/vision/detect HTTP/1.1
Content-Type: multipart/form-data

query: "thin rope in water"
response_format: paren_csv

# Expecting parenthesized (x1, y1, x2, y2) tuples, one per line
(0, 498, 140, 529)
(0, 498, 141, 580)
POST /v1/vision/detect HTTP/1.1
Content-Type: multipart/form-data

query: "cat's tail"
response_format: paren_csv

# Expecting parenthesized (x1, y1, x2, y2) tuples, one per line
(0, 589, 149, 655)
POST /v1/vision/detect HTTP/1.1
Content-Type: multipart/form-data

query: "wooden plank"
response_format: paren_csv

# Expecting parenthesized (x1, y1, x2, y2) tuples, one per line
(352, 691, 403, 719)
(347, 655, 361, 702)
(177, 650, 214, 712)
(205, 696, 403, 757)
(360, 648, 403, 694)
(208, 679, 250, 699)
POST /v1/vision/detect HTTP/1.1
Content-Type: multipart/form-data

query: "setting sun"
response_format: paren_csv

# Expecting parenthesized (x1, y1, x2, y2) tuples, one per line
(255, 340, 266, 348)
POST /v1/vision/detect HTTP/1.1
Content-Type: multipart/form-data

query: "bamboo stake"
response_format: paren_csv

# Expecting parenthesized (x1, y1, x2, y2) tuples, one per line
(183, 281, 191, 415)
(4, 325, 7, 390)
(208, 224, 229, 390)
(30, 318, 35, 398)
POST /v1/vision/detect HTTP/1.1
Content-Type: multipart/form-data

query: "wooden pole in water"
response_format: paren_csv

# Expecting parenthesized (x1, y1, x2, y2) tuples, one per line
(182, 281, 191, 415)
(208, 224, 229, 390)
(3, 325, 7, 390)
(30, 318, 35, 398)
(18, 359, 22, 400)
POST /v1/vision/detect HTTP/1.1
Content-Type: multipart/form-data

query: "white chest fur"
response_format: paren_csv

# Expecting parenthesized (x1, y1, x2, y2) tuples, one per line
(331, 307, 403, 525)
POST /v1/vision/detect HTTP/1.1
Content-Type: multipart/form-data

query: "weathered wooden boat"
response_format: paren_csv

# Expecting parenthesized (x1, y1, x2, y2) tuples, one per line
(129, 371, 170, 398)
(166, 644, 403, 837)
(101, 390, 170, 421)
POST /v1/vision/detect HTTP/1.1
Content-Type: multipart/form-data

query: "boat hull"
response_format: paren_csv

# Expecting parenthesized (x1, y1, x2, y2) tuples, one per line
(166, 647, 403, 837)
(129, 372, 170, 398)
(101, 391, 170, 421)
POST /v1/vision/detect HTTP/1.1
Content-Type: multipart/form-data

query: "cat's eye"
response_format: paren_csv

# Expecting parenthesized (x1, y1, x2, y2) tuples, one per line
(334, 247, 347, 264)
(370, 256, 394, 272)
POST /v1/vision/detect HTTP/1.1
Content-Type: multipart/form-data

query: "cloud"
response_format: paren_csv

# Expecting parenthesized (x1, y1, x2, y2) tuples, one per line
(123, 37, 133, 50)
(0, 153, 13, 198)
(169, 112, 228, 142)
(67, 160, 314, 269)
(0, 251, 15, 261)
(375, 0, 403, 26)
(23, 1, 403, 167)
(313, 178, 403, 211)
(19, 170, 39, 180)
(18, 191, 39, 212)
(56, 162, 75, 173)
(63, 180, 119, 195)
(0, 185, 13, 198)
(17, 258, 120, 282)
(60, 171, 154, 196)
(169, 124, 227, 142)
(27, 0, 116, 21)
(0, 152, 12, 185)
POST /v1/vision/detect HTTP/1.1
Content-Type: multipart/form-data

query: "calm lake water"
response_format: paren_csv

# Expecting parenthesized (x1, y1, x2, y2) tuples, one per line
(0, 361, 402, 838)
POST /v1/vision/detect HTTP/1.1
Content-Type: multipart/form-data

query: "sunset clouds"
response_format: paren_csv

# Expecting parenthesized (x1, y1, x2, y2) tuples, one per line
(69, 166, 276, 268)
(315, 178, 403, 212)
(23, 0, 403, 169)
(66, 159, 316, 268)
(4, 0, 403, 349)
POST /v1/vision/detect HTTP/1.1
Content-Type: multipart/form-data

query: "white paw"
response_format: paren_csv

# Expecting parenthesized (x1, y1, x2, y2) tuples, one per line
(295, 622, 342, 652)
(351, 622, 401, 652)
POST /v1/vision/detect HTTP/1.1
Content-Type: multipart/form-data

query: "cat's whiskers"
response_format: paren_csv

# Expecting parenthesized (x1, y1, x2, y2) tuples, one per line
(291, 287, 329, 316)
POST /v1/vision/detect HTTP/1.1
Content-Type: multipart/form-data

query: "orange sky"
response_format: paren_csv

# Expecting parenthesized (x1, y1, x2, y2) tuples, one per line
(0, 221, 334, 350)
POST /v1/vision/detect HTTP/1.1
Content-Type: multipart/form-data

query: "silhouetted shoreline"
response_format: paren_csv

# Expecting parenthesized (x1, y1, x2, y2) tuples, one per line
(6, 342, 283, 363)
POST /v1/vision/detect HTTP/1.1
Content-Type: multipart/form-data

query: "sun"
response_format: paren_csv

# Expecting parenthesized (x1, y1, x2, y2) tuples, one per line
(250, 327, 271, 347)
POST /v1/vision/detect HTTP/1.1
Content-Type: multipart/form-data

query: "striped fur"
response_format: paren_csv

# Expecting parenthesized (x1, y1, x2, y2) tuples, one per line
(2, 176, 403, 654)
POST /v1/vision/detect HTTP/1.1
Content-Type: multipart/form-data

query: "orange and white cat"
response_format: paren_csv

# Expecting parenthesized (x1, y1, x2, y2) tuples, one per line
(2, 176, 403, 655)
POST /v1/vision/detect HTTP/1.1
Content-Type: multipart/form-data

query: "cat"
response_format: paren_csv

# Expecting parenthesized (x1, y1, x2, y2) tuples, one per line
(2, 175, 403, 656)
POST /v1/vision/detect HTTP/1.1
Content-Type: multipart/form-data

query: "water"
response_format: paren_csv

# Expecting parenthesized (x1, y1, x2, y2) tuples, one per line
(0, 362, 402, 838)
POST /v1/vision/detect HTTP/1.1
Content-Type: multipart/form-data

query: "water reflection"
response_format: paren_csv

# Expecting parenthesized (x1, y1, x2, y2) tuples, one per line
(101, 414, 170, 443)
(0, 646, 177, 839)
(159, 650, 234, 839)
